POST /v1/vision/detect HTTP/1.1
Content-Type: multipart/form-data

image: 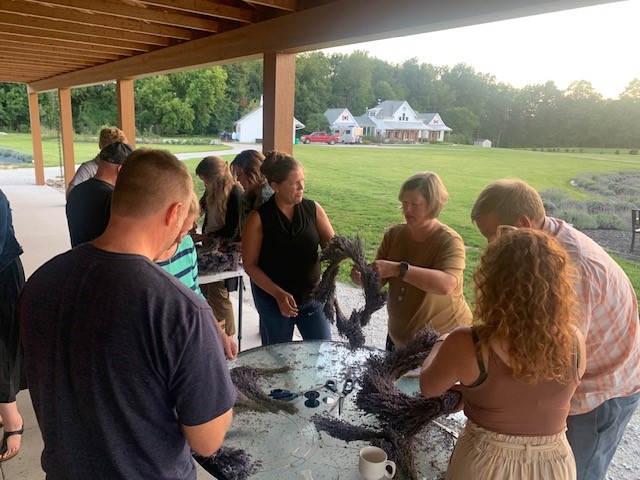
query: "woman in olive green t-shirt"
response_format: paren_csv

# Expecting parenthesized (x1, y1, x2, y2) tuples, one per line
(354, 172, 472, 349)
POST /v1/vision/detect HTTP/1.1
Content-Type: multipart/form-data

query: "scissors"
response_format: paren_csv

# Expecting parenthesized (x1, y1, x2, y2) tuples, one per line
(327, 379, 355, 417)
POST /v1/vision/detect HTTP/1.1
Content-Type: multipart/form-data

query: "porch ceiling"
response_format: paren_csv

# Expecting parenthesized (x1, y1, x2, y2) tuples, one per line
(0, 0, 623, 92)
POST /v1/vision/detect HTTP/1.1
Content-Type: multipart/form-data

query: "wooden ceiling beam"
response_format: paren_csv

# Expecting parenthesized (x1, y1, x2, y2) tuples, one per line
(0, 33, 130, 57)
(11, 0, 195, 39)
(28, 0, 620, 92)
(0, 41, 122, 61)
(0, 24, 155, 52)
(41, 0, 223, 32)
(138, 0, 256, 23)
(243, 0, 298, 12)
(0, 52, 96, 68)
(0, 11, 175, 46)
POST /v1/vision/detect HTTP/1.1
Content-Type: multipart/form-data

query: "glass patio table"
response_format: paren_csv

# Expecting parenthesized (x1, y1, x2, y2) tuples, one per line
(206, 340, 455, 479)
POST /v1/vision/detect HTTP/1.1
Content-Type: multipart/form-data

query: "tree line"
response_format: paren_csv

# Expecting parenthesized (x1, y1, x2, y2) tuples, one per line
(1, 51, 639, 148)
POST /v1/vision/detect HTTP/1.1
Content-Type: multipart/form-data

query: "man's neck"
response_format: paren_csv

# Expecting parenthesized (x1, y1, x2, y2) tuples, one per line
(93, 218, 165, 262)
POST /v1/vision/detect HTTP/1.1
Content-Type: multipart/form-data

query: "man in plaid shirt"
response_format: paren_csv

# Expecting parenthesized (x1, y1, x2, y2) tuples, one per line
(471, 179, 640, 480)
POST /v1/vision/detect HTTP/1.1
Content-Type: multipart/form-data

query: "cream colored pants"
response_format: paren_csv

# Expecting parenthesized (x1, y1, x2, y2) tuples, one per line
(202, 281, 235, 336)
(446, 420, 576, 480)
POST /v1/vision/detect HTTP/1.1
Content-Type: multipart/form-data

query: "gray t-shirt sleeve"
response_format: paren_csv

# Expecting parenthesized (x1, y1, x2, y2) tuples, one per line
(67, 157, 100, 193)
(168, 306, 237, 426)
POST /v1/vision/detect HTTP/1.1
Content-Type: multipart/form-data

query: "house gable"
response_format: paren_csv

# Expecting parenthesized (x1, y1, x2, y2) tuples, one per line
(324, 108, 356, 129)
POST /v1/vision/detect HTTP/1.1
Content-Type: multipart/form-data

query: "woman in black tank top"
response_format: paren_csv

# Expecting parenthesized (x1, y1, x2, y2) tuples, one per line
(242, 151, 335, 346)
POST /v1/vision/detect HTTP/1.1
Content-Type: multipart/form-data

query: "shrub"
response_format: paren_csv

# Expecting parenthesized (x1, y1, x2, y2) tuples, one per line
(615, 150, 620, 155)
(593, 213, 627, 230)
(556, 209, 598, 230)
(0, 147, 33, 164)
(540, 188, 569, 206)
(630, 149, 638, 155)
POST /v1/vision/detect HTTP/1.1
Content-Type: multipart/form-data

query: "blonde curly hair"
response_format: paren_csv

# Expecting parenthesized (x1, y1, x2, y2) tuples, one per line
(473, 228, 578, 383)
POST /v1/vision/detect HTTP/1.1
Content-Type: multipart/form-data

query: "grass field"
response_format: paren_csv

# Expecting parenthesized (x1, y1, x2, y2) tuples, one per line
(186, 143, 640, 299)
(0, 133, 231, 167)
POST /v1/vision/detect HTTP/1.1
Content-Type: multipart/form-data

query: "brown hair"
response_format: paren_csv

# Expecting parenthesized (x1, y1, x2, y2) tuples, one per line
(195, 156, 236, 221)
(471, 179, 545, 226)
(261, 150, 301, 185)
(473, 228, 577, 383)
(112, 149, 192, 218)
(398, 172, 448, 218)
(98, 128, 127, 149)
(230, 150, 266, 189)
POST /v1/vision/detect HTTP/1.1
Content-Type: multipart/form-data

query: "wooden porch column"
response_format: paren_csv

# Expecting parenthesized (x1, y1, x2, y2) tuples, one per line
(27, 90, 45, 186)
(58, 88, 75, 187)
(116, 79, 136, 147)
(262, 52, 296, 155)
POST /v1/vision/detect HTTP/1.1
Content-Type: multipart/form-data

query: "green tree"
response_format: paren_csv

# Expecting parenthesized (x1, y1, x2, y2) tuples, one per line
(303, 113, 330, 134)
(0, 83, 29, 132)
(331, 51, 375, 115)
(295, 52, 333, 128)
(441, 106, 479, 144)
(135, 75, 194, 135)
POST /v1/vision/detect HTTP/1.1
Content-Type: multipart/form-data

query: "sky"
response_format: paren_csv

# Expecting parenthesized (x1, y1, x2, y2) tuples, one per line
(322, 0, 640, 99)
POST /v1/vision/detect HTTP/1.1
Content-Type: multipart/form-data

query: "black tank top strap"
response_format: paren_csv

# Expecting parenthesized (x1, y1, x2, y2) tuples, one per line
(467, 327, 488, 388)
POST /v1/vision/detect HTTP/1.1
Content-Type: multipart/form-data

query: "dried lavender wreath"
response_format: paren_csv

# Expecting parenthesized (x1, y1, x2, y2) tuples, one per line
(311, 235, 387, 348)
(313, 329, 461, 479)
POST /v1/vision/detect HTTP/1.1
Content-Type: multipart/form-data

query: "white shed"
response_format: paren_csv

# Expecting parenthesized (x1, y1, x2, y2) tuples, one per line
(474, 139, 492, 147)
(235, 104, 304, 143)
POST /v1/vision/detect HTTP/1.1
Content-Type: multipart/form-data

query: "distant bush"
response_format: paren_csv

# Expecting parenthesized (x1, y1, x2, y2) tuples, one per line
(593, 213, 627, 230)
(557, 209, 598, 229)
(615, 150, 620, 154)
(0, 147, 33, 164)
(630, 149, 638, 155)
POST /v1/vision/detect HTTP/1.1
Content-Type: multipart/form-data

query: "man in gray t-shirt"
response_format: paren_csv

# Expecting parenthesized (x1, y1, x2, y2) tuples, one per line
(21, 149, 236, 479)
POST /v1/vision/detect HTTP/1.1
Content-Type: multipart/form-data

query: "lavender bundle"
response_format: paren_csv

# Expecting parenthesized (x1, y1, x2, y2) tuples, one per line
(312, 235, 387, 348)
(193, 446, 259, 480)
(312, 416, 416, 480)
(230, 366, 297, 415)
(197, 239, 241, 274)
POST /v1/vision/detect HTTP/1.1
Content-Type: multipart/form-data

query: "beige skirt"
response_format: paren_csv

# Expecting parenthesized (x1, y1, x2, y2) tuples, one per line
(446, 420, 576, 480)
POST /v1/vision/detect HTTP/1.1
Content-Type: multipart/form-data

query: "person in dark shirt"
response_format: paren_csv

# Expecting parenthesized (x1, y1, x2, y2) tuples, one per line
(65, 141, 133, 247)
(20, 149, 236, 480)
(242, 150, 334, 345)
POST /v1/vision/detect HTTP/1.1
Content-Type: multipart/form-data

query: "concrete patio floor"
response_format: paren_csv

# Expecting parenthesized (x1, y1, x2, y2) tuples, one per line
(1, 184, 263, 479)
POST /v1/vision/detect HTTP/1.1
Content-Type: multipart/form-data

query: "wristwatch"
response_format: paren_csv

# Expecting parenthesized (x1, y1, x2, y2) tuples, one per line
(398, 261, 409, 279)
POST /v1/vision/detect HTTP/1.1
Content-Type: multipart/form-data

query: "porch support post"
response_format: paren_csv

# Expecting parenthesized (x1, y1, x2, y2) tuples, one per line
(116, 79, 136, 147)
(262, 52, 295, 155)
(58, 87, 75, 188)
(27, 90, 45, 186)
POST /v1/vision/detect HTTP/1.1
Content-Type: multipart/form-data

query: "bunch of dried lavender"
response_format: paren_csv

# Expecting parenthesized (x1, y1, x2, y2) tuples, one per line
(312, 235, 387, 348)
(197, 240, 241, 274)
(193, 446, 259, 480)
(311, 416, 417, 479)
(230, 366, 297, 415)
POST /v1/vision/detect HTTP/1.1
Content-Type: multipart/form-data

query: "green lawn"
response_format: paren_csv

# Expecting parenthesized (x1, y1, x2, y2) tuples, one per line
(189, 144, 640, 299)
(0, 133, 231, 167)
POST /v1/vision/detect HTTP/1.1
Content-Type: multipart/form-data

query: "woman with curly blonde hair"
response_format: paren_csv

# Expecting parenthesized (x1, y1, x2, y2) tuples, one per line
(420, 228, 586, 479)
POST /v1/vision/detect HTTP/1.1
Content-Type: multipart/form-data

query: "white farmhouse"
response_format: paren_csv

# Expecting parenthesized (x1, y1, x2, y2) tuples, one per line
(235, 101, 304, 143)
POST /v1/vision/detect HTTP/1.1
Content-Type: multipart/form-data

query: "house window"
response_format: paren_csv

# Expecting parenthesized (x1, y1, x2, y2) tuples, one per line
(342, 115, 349, 121)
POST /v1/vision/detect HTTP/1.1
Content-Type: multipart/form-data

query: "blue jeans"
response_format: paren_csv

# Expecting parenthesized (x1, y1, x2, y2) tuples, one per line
(251, 282, 332, 346)
(566, 391, 640, 480)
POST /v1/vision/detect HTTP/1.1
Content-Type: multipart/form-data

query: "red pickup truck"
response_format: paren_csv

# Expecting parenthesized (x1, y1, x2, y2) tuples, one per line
(300, 131, 340, 145)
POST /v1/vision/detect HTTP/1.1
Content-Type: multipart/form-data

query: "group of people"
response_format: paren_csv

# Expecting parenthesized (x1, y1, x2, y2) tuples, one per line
(0, 128, 637, 480)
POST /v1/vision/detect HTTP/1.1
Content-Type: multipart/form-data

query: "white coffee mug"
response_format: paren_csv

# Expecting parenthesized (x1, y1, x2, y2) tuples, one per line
(358, 446, 396, 479)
